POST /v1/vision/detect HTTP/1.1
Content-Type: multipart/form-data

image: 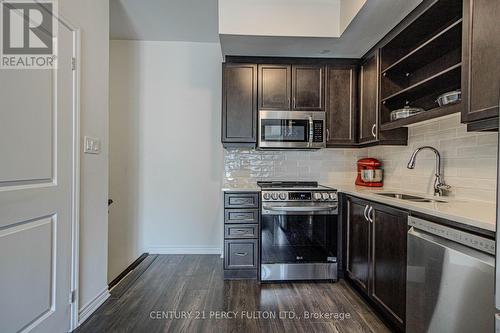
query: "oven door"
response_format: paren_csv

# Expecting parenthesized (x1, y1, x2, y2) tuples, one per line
(261, 203, 338, 281)
(259, 111, 325, 149)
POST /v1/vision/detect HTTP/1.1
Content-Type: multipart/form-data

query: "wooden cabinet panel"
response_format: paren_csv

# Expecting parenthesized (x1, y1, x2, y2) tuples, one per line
(224, 209, 259, 224)
(292, 65, 325, 111)
(224, 224, 258, 239)
(344, 196, 408, 331)
(359, 52, 379, 143)
(224, 240, 258, 269)
(346, 197, 370, 294)
(325, 66, 357, 146)
(222, 64, 257, 146)
(370, 203, 408, 331)
(259, 64, 291, 110)
(462, 0, 500, 125)
(224, 193, 259, 208)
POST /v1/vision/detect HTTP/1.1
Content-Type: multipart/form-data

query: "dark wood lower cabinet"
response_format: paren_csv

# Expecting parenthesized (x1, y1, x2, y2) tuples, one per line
(370, 202, 408, 331)
(345, 196, 408, 332)
(346, 197, 371, 293)
(223, 191, 260, 280)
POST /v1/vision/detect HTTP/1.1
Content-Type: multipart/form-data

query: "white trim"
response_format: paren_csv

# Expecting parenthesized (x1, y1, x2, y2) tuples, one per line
(145, 246, 222, 255)
(69, 28, 81, 332)
(78, 288, 110, 325)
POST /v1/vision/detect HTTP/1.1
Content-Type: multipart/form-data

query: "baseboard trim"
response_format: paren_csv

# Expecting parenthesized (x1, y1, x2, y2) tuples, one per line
(78, 287, 110, 325)
(145, 246, 222, 255)
(108, 253, 149, 290)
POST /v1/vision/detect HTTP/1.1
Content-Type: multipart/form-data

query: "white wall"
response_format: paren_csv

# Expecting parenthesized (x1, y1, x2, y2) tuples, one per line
(59, 0, 110, 317)
(109, 40, 223, 279)
(219, 0, 341, 37)
(339, 0, 367, 33)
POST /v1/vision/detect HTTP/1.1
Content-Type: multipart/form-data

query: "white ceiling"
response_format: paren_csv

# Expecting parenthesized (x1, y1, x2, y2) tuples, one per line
(220, 0, 423, 58)
(110, 0, 423, 58)
(110, 0, 219, 42)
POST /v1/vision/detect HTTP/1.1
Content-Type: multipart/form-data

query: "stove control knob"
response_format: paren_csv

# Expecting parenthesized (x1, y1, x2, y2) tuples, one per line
(263, 193, 271, 200)
(329, 192, 337, 201)
(279, 192, 287, 200)
(313, 193, 323, 200)
(271, 192, 279, 200)
(322, 193, 330, 200)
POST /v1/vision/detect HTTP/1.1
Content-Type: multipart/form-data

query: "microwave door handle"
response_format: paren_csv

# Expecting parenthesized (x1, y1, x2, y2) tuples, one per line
(308, 116, 314, 148)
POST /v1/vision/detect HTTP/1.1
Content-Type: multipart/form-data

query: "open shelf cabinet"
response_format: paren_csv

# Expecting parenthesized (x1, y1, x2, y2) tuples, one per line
(379, 0, 463, 129)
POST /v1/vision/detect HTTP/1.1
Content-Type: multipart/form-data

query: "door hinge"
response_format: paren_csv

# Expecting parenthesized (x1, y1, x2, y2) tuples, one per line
(70, 290, 76, 303)
(71, 57, 76, 71)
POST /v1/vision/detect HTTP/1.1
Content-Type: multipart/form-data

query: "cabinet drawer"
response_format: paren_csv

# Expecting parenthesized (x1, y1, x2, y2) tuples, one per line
(224, 224, 258, 239)
(224, 240, 258, 269)
(224, 209, 259, 224)
(224, 193, 259, 208)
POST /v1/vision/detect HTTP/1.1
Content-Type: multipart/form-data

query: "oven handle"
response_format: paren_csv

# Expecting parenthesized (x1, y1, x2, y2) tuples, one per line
(262, 205, 337, 213)
(308, 116, 314, 148)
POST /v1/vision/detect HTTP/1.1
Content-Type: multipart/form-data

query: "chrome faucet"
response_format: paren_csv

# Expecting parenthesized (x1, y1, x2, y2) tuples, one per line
(407, 146, 451, 197)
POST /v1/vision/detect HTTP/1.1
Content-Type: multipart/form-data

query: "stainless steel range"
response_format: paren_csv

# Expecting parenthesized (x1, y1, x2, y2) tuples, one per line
(258, 181, 338, 281)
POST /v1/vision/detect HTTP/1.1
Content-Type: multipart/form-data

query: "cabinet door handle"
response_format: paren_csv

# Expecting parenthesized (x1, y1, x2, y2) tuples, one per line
(371, 124, 377, 138)
(326, 129, 330, 142)
(363, 205, 369, 221)
(288, 97, 291, 108)
(293, 97, 296, 109)
(235, 252, 248, 257)
(368, 206, 374, 223)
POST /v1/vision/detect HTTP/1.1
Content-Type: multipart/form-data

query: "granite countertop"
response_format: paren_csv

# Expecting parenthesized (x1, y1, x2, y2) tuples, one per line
(328, 184, 496, 233)
(220, 183, 496, 233)
(221, 183, 261, 192)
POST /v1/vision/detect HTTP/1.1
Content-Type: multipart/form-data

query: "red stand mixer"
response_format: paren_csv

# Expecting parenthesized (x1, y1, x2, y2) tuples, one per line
(356, 158, 383, 187)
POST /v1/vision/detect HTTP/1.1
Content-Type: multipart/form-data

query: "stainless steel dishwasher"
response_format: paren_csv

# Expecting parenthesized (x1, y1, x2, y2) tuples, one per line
(406, 216, 496, 333)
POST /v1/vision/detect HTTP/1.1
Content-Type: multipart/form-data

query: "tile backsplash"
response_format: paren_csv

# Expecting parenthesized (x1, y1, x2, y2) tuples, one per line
(223, 114, 498, 202)
(367, 113, 498, 202)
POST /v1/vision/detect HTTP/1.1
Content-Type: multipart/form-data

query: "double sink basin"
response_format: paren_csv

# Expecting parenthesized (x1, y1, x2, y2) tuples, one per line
(374, 192, 447, 203)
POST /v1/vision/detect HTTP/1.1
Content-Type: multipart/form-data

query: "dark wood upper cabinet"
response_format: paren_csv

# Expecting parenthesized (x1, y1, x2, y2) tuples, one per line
(292, 65, 325, 111)
(370, 203, 408, 331)
(222, 63, 257, 147)
(325, 66, 357, 146)
(461, 0, 500, 128)
(346, 197, 370, 294)
(359, 52, 379, 144)
(258, 64, 291, 110)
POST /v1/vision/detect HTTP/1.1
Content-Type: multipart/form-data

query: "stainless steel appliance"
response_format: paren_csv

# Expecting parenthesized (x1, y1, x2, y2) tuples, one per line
(496, 115, 500, 331)
(258, 111, 326, 149)
(407, 216, 495, 333)
(258, 181, 338, 281)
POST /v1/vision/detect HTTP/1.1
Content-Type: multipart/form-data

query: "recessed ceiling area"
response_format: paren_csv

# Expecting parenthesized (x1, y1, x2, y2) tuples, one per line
(110, 0, 219, 42)
(220, 0, 423, 58)
(110, 0, 424, 58)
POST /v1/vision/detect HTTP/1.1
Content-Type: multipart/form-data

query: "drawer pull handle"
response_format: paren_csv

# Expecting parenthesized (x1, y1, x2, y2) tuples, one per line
(233, 230, 250, 234)
(232, 214, 251, 219)
(235, 252, 248, 256)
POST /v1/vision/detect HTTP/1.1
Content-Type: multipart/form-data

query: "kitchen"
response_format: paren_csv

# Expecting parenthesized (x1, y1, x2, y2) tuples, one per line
(104, 0, 500, 332)
(1, 0, 498, 332)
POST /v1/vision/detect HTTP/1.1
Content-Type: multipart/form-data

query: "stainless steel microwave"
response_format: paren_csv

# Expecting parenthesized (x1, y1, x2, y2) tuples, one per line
(258, 111, 326, 149)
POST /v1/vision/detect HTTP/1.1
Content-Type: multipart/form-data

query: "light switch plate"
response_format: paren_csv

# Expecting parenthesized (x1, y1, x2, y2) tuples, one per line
(84, 136, 101, 154)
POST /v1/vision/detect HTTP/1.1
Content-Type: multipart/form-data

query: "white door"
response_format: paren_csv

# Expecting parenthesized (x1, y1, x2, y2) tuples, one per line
(0, 19, 77, 333)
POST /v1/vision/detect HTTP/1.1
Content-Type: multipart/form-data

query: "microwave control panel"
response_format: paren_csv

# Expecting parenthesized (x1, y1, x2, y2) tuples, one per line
(313, 121, 324, 142)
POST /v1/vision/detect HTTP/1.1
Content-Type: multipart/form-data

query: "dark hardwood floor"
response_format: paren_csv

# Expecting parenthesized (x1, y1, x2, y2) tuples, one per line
(76, 255, 390, 333)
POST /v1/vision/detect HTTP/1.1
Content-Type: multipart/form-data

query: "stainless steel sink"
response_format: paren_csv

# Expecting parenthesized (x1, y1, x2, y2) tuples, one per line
(375, 193, 447, 203)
